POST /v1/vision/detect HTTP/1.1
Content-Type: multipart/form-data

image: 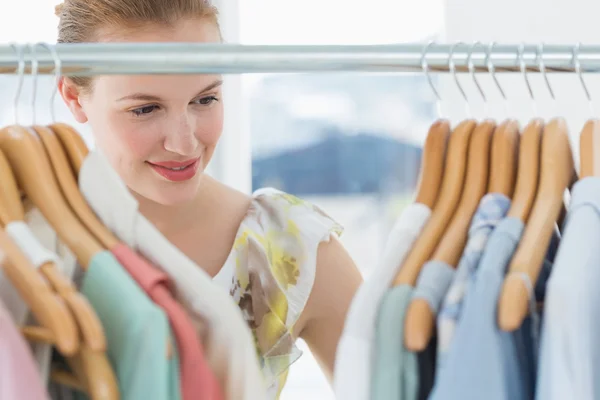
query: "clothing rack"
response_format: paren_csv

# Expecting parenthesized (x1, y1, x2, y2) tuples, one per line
(0, 43, 599, 75)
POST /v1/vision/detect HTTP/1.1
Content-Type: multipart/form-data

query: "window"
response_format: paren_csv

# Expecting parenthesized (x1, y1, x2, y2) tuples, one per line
(240, 1, 444, 398)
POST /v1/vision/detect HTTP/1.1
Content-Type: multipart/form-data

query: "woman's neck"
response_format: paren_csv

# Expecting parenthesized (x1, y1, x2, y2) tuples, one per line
(131, 175, 253, 278)
(134, 175, 218, 234)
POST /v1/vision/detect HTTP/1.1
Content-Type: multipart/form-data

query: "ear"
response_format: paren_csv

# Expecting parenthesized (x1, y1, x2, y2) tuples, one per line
(58, 77, 88, 123)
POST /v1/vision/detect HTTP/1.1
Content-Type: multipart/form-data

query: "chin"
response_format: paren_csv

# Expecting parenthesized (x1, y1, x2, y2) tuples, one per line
(134, 176, 203, 207)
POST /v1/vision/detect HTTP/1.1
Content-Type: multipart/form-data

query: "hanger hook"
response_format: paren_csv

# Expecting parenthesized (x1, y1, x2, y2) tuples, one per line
(468, 41, 487, 116)
(538, 42, 557, 118)
(28, 43, 40, 126)
(34, 42, 62, 123)
(449, 42, 471, 118)
(9, 43, 25, 125)
(486, 41, 509, 117)
(573, 42, 594, 116)
(518, 43, 536, 116)
(538, 43, 555, 101)
(421, 41, 443, 118)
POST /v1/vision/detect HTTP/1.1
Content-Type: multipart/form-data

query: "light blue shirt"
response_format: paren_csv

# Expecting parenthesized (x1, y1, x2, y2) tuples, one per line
(436, 193, 511, 365)
(429, 217, 558, 400)
(80, 251, 178, 400)
(371, 285, 418, 400)
(412, 260, 454, 316)
(537, 177, 600, 400)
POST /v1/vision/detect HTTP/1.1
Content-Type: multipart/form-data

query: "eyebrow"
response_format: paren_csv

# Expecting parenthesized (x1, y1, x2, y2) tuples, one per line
(117, 79, 224, 102)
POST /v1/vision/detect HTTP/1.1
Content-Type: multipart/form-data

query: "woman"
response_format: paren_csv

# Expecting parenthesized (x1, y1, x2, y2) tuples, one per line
(56, 0, 363, 397)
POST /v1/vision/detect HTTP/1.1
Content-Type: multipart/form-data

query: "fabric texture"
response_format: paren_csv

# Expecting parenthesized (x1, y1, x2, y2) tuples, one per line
(0, 220, 77, 386)
(436, 193, 511, 364)
(429, 217, 559, 400)
(24, 207, 80, 400)
(0, 298, 49, 400)
(81, 251, 174, 400)
(213, 188, 343, 398)
(371, 285, 419, 400)
(537, 177, 600, 400)
(418, 332, 437, 400)
(411, 260, 454, 314)
(79, 150, 266, 400)
(112, 244, 222, 400)
(333, 203, 431, 400)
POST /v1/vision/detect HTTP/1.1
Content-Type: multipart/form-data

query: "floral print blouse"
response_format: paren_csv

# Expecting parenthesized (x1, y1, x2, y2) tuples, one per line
(216, 188, 343, 399)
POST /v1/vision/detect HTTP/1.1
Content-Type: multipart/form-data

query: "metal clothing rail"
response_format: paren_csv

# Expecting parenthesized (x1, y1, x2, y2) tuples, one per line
(0, 42, 599, 75)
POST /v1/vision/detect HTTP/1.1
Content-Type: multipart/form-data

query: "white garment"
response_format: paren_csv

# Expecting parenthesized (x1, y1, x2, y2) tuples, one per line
(536, 177, 600, 400)
(212, 252, 233, 288)
(0, 218, 77, 385)
(78, 150, 266, 400)
(333, 203, 431, 400)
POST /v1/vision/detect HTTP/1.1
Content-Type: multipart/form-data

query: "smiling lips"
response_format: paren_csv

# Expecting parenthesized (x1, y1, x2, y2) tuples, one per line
(147, 158, 201, 182)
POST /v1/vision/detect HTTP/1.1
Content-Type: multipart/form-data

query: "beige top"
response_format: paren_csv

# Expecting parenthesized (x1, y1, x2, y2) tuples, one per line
(214, 188, 343, 399)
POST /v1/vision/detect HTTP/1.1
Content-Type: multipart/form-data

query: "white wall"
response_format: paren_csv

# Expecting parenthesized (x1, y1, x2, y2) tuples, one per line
(441, 0, 600, 166)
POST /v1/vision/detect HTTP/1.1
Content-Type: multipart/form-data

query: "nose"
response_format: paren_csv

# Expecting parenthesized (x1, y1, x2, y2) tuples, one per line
(163, 113, 199, 156)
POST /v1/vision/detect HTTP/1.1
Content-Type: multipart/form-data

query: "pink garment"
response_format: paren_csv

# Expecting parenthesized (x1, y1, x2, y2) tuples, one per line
(0, 299, 49, 400)
(111, 244, 223, 400)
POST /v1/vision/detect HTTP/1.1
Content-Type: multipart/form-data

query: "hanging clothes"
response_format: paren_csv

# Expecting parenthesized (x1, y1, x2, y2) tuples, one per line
(537, 177, 600, 400)
(436, 193, 511, 365)
(429, 217, 559, 400)
(78, 250, 180, 400)
(0, 220, 77, 385)
(333, 203, 431, 400)
(417, 330, 437, 400)
(77, 150, 266, 400)
(371, 284, 418, 400)
(0, 297, 49, 400)
(411, 261, 455, 332)
(112, 244, 222, 400)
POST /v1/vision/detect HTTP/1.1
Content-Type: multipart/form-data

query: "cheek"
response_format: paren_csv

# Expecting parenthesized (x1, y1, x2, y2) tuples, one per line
(98, 111, 163, 161)
(119, 128, 160, 159)
(196, 104, 224, 146)
(82, 98, 158, 160)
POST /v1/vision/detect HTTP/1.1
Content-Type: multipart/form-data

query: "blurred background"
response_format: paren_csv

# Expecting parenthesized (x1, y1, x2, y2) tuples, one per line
(2, 0, 600, 398)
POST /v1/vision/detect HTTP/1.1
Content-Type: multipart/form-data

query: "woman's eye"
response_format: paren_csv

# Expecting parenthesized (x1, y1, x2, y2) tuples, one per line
(194, 96, 219, 106)
(131, 105, 158, 116)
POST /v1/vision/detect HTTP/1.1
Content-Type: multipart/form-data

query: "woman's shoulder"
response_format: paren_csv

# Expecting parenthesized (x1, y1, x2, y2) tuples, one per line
(230, 187, 343, 325)
(226, 188, 344, 390)
(245, 187, 344, 240)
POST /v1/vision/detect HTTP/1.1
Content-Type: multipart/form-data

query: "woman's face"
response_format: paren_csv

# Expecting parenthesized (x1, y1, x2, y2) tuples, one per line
(61, 18, 224, 206)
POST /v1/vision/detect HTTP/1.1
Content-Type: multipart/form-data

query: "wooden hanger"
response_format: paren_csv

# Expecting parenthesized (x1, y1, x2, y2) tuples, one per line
(414, 120, 451, 208)
(488, 119, 520, 197)
(0, 140, 104, 352)
(0, 125, 104, 268)
(23, 126, 119, 399)
(27, 317, 119, 400)
(34, 125, 119, 250)
(579, 119, 600, 179)
(505, 119, 544, 222)
(0, 231, 79, 356)
(0, 148, 78, 355)
(404, 119, 494, 351)
(50, 123, 89, 176)
(51, 346, 120, 400)
(393, 119, 477, 287)
(498, 118, 575, 331)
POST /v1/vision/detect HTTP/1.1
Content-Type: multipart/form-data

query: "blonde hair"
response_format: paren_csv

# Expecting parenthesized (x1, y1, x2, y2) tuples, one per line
(55, 0, 220, 91)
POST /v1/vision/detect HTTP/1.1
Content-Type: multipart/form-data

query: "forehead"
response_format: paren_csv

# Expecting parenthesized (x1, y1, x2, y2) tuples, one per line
(92, 18, 222, 99)
(96, 17, 221, 44)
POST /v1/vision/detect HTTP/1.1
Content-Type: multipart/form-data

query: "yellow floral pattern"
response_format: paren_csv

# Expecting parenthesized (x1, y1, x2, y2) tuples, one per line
(223, 188, 343, 399)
